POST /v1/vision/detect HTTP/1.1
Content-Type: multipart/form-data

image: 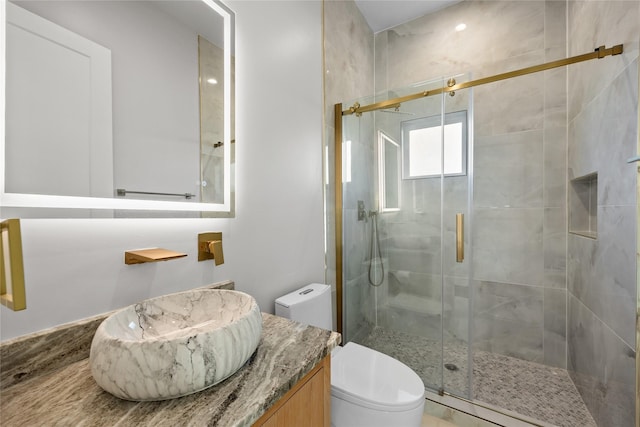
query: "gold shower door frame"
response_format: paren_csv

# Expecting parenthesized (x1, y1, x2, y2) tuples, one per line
(635, 48, 640, 427)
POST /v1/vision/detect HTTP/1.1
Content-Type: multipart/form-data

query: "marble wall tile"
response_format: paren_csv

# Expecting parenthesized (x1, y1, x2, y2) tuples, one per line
(378, 304, 443, 342)
(488, 1, 545, 62)
(323, 0, 374, 119)
(380, 1, 545, 91)
(568, 294, 635, 427)
(544, 0, 566, 55)
(374, 31, 388, 99)
(543, 288, 566, 368)
(474, 130, 544, 209)
(386, 246, 441, 276)
(387, 269, 440, 299)
(343, 207, 369, 279)
(473, 207, 544, 287)
(543, 207, 567, 288)
(596, 66, 636, 202)
(473, 280, 544, 362)
(343, 163, 375, 278)
(344, 274, 375, 343)
(380, 1, 481, 90)
(566, 12, 638, 424)
(568, 205, 636, 347)
(343, 111, 377, 285)
(471, 85, 495, 139)
(323, 0, 375, 321)
(474, 70, 545, 137)
(543, 126, 567, 208)
(402, 175, 443, 218)
(544, 67, 568, 131)
(567, 0, 640, 121)
(444, 275, 471, 342)
(568, 59, 638, 208)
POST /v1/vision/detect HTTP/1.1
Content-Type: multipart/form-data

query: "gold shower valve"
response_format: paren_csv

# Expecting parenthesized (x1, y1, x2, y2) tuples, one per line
(198, 232, 224, 265)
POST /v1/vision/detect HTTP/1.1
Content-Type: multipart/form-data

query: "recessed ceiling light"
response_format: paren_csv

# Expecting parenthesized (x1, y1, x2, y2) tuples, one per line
(455, 23, 466, 32)
(207, 78, 218, 84)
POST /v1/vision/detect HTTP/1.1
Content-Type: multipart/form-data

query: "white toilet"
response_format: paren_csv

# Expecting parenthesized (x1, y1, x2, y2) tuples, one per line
(275, 284, 425, 427)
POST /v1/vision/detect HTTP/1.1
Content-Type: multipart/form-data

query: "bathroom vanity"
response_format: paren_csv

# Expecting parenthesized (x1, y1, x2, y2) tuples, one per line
(0, 282, 340, 426)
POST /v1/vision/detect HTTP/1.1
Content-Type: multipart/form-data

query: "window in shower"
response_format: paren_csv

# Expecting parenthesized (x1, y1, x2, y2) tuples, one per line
(401, 110, 467, 179)
(378, 131, 401, 212)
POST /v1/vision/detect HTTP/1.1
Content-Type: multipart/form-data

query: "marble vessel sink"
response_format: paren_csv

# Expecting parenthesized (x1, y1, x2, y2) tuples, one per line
(89, 289, 262, 401)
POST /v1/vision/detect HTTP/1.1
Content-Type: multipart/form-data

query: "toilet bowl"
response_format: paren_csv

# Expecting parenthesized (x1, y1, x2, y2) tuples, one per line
(275, 284, 426, 427)
(331, 342, 425, 427)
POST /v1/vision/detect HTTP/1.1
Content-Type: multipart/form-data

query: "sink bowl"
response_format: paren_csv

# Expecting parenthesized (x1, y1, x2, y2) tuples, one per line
(89, 289, 262, 401)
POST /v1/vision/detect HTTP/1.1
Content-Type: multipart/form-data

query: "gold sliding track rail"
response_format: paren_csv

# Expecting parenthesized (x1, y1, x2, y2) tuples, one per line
(342, 44, 623, 116)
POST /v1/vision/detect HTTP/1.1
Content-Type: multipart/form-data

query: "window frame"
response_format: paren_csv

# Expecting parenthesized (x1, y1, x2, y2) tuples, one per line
(401, 110, 468, 180)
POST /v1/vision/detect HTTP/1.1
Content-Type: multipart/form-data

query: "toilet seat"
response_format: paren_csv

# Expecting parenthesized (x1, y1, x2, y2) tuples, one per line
(331, 342, 425, 412)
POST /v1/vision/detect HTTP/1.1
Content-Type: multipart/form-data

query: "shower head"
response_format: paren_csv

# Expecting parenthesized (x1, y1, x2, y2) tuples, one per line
(379, 107, 415, 116)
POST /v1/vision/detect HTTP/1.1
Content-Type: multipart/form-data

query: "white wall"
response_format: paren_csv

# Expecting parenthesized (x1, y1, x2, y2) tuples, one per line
(0, 0, 325, 341)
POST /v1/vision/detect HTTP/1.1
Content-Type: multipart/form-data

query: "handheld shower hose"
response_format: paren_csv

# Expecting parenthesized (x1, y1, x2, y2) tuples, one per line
(368, 211, 384, 287)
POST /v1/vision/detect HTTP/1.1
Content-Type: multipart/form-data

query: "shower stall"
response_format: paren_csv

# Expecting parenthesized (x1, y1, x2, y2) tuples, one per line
(338, 74, 475, 400)
(331, 37, 638, 427)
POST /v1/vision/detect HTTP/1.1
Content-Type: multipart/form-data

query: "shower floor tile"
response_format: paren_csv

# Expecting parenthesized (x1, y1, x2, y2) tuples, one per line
(357, 327, 596, 427)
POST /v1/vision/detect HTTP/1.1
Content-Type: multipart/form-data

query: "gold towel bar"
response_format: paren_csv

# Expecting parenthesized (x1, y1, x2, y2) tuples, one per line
(1, 219, 26, 311)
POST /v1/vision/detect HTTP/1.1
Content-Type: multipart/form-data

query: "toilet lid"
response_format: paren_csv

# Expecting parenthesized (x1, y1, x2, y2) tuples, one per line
(331, 342, 425, 412)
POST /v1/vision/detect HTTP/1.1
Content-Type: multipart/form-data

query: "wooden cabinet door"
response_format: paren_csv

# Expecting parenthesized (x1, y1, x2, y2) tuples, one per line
(254, 355, 330, 427)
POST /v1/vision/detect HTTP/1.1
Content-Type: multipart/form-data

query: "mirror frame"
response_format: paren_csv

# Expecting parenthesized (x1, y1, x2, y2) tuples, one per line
(0, 0, 234, 213)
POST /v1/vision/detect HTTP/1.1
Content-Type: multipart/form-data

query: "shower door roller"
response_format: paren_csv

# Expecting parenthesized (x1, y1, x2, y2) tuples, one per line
(456, 213, 464, 263)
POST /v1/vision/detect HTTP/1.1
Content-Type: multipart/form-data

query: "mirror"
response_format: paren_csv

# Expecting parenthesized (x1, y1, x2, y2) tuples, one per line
(1, 0, 234, 216)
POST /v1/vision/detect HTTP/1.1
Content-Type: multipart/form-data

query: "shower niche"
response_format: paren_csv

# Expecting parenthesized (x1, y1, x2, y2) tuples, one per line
(569, 172, 598, 239)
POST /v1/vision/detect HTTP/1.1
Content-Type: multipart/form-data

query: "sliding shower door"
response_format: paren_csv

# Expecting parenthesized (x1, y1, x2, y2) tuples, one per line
(339, 75, 473, 398)
(440, 77, 472, 398)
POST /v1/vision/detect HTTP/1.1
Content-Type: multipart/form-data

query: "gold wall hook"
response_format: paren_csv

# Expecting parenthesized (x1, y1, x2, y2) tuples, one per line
(198, 232, 224, 265)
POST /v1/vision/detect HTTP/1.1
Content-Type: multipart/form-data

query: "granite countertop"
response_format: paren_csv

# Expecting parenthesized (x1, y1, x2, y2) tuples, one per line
(0, 282, 341, 426)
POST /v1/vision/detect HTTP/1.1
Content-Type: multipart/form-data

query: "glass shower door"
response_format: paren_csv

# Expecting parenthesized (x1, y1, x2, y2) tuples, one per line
(440, 75, 473, 398)
(340, 75, 473, 398)
(341, 95, 377, 345)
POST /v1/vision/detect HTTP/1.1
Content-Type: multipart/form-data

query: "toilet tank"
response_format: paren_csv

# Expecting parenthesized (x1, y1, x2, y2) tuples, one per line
(275, 283, 332, 330)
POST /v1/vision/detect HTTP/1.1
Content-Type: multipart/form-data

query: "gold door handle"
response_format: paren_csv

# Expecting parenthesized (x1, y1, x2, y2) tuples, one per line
(456, 213, 464, 263)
